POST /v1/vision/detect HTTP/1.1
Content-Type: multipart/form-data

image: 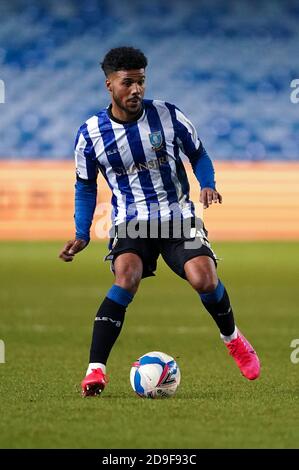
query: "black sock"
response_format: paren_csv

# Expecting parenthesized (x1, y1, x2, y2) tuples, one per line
(89, 297, 127, 364)
(200, 280, 235, 336)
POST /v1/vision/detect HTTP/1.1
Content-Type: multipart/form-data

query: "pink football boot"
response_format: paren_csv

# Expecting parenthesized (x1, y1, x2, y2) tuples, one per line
(81, 368, 108, 397)
(224, 330, 260, 380)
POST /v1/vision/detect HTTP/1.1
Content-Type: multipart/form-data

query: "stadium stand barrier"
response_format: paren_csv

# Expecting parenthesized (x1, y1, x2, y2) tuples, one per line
(0, 161, 298, 241)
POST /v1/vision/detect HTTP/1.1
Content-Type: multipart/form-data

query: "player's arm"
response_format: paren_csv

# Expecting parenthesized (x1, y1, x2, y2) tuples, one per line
(173, 106, 222, 209)
(59, 128, 98, 262)
(190, 144, 222, 209)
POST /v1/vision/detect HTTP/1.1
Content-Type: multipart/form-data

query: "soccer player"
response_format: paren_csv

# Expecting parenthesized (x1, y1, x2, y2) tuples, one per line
(59, 47, 260, 396)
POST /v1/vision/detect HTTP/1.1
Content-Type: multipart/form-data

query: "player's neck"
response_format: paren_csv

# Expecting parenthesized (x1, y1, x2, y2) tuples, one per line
(108, 103, 143, 124)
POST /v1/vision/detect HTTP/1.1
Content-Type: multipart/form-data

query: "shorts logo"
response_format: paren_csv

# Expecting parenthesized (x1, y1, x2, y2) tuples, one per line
(149, 131, 163, 151)
(111, 235, 118, 249)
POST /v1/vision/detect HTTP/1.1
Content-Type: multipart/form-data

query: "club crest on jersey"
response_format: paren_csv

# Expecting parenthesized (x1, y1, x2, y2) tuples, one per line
(149, 131, 163, 151)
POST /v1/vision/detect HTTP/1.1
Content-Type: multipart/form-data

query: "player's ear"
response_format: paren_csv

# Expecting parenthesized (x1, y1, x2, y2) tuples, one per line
(106, 78, 112, 92)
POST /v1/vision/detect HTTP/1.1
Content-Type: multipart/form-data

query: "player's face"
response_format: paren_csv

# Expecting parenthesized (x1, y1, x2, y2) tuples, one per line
(106, 69, 145, 119)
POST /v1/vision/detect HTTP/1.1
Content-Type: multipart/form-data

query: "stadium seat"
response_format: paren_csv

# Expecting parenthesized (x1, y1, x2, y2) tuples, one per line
(0, 0, 298, 160)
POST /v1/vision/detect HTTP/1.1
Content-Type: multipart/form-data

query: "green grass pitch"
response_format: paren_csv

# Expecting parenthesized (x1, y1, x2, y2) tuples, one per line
(0, 241, 298, 449)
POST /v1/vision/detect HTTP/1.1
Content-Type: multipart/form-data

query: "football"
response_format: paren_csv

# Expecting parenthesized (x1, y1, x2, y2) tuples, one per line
(130, 351, 181, 398)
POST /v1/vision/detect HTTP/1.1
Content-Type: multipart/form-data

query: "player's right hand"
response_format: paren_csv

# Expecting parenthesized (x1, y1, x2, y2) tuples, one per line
(59, 239, 88, 262)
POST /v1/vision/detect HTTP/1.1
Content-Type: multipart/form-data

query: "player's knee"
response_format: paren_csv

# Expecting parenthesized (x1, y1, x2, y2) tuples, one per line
(188, 270, 218, 294)
(114, 253, 143, 294)
(114, 264, 142, 294)
(201, 276, 218, 294)
(115, 270, 141, 294)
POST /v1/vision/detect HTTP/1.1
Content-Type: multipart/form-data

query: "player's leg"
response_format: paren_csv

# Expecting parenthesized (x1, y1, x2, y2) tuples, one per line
(160, 218, 260, 381)
(184, 255, 260, 380)
(88, 252, 142, 367)
(160, 233, 236, 336)
(184, 256, 235, 337)
(82, 252, 143, 396)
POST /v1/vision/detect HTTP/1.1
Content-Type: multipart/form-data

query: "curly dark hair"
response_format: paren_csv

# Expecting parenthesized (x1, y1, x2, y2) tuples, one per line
(101, 47, 148, 77)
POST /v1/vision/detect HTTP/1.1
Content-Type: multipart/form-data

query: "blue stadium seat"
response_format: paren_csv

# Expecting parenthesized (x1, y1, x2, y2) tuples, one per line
(0, 0, 298, 160)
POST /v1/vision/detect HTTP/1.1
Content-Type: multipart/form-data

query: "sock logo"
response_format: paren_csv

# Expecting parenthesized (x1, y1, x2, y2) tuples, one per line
(95, 316, 122, 328)
(217, 307, 232, 316)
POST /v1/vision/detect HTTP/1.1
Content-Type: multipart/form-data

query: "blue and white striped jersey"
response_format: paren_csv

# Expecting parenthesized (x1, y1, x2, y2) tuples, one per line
(74, 99, 215, 226)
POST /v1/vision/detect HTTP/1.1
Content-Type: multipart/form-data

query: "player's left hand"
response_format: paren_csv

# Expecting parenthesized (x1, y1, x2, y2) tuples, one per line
(59, 239, 88, 262)
(200, 188, 223, 209)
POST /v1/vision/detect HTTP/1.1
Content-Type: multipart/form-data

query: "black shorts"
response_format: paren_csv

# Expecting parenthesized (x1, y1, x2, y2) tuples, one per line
(104, 217, 217, 279)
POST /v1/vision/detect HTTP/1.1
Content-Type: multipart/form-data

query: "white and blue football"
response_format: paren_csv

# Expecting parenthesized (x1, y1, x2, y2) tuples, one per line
(130, 351, 181, 398)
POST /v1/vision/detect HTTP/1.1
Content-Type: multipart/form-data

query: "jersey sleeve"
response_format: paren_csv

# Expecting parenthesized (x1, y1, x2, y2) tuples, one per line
(74, 125, 98, 181)
(173, 107, 201, 159)
(172, 106, 216, 189)
(74, 125, 98, 242)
